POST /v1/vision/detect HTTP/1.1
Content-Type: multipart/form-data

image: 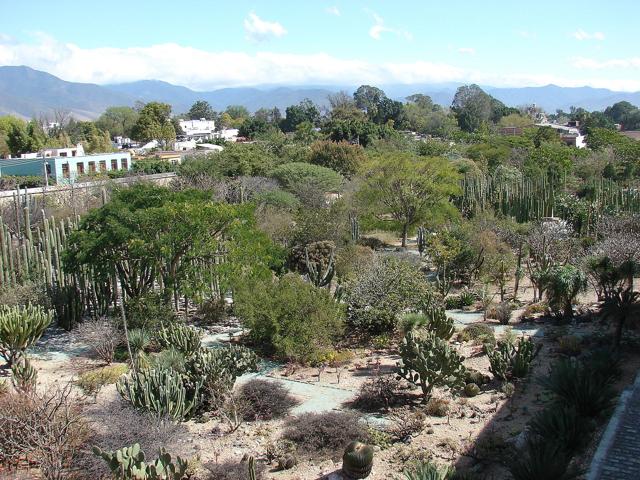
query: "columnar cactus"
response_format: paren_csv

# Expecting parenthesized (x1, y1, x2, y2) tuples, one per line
(342, 441, 374, 479)
(349, 213, 360, 242)
(397, 331, 466, 401)
(485, 337, 540, 380)
(11, 357, 37, 392)
(248, 456, 257, 480)
(304, 246, 335, 288)
(0, 304, 53, 367)
(417, 226, 427, 257)
(156, 323, 202, 357)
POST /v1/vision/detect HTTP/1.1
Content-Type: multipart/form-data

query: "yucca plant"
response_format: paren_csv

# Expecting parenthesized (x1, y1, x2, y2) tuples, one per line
(508, 438, 580, 480)
(404, 460, 455, 480)
(529, 405, 594, 454)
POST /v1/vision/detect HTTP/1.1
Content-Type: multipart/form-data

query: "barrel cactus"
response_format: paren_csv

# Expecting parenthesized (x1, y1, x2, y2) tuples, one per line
(464, 383, 480, 397)
(342, 441, 374, 479)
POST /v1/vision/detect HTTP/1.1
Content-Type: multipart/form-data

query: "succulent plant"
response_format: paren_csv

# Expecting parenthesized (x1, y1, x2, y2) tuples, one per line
(485, 337, 540, 380)
(156, 323, 202, 357)
(464, 383, 480, 397)
(11, 356, 37, 392)
(0, 304, 53, 367)
(342, 441, 374, 479)
(93, 443, 188, 479)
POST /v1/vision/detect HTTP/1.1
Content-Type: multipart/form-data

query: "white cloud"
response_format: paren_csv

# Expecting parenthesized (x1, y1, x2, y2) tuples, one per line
(326, 6, 340, 16)
(2, 34, 640, 91)
(367, 12, 411, 41)
(571, 56, 640, 69)
(572, 29, 605, 41)
(243, 12, 287, 42)
(458, 47, 476, 55)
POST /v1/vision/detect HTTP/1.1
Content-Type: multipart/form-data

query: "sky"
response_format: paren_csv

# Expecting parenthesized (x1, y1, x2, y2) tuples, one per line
(1, 0, 639, 91)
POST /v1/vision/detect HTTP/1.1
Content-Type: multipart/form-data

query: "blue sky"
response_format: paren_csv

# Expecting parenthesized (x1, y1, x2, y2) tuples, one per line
(1, 0, 639, 91)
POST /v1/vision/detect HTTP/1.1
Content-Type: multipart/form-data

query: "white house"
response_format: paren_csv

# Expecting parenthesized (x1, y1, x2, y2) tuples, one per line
(216, 128, 239, 142)
(179, 118, 216, 140)
(20, 144, 86, 159)
(535, 123, 586, 149)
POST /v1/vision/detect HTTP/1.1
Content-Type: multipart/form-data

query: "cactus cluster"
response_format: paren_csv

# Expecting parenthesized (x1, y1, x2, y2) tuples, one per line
(0, 304, 53, 367)
(342, 441, 374, 479)
(422, 305, 455, 341)
(117, 369, 200, 421)
(397, 331, 466, 401)
(156, 323, 202, 357)
(11, 357, 37, 392)
(92, 443, 188, 479)
(485, 336, 541, 380)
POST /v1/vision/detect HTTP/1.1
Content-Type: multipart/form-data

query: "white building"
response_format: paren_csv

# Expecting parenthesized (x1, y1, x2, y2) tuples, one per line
(20, 143, 86, 159)
(216, 128, 239, 142)
(179, 118, 216, 140)
(535, 123, 586, 149)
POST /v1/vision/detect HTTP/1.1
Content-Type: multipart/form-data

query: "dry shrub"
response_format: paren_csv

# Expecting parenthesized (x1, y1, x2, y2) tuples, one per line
(350, 374, 404, 412)
(79, 398, 189, 478)
(282, 411, 368, 457)
(387, 407, 426, 442)
(76, 364, 128, 397)
(206, 458, 266, 480)
(73, 317, 122, 364)
(0, 384, 89, 480)
(425, 398, 450, 417)
(239, 379, 300, 421)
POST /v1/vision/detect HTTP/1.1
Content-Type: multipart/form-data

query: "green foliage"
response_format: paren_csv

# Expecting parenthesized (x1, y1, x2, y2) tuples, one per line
(541, 265, 587, 318)
(77, 364, 128, 396)
(0, 304, 53, 367)
(345, 256, 433, 334)
(342, 441, 374, 479)
(401, 306, 455, 341)
(529, 405, 593, 454)
(458, 323, 495, 346)
(508, 439, 579, 480)
(485, 337, 540, 380)
(234, 274, 344, 364)
(117, 368, 200, 421)
(96, 106, 139, 138)
(308, 140, 366, 177)
(269, 162, 344, 193)
(49, 284, 83, 331)
(304, 246, 335, 288)
(403, 460, 455, 480)
(131, 102, 176, 147)
(397, 331, 466, 401)
(156, 323, 202, 357)
(92, 443, 188, 479)
(358, 153, 461, 246)
(539, 358, 616, 418)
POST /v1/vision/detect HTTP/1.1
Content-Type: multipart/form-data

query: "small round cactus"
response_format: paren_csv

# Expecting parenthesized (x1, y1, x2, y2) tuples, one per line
(342, 441, 374, 479)
(465, 382, 481, 397)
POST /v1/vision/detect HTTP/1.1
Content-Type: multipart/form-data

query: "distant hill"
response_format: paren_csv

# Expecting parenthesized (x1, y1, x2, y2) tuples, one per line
(0, 66, 133, 119)
(1, 65, 640, 120)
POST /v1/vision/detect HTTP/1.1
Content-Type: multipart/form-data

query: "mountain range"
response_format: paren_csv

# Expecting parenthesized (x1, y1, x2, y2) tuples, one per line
(2, 65, 640, 120)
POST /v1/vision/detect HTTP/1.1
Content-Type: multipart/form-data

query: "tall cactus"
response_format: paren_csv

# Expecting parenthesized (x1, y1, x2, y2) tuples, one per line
(248, 456, 256, 480)
(305, 246, 335, 288)
(417, 226, 427, 257)
(349, 213, 360, 243)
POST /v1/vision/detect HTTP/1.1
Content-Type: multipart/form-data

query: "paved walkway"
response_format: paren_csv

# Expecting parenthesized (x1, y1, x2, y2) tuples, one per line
(588, 372, 640, 479)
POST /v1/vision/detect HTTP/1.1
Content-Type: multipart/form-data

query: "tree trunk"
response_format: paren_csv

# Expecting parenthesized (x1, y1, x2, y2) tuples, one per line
(401, 223, 409, 248)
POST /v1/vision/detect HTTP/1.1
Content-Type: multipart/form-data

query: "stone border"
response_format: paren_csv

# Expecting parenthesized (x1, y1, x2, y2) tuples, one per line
(587, 370, 640, 479)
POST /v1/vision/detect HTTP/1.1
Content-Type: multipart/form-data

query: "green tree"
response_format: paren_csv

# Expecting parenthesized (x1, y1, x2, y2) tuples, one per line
(308, 140, 366, 177)
(353, 85, 387, 121)
(95, 106, 139, 138)
(281, 99, 320, 132)
(358, 153, 461, 247)
(131, 102, 176, 147)
(541, 265, 587, 318)
(270, 162, 344, 193)
(451, 84, 511, 132)
(187, 100, 216, 120)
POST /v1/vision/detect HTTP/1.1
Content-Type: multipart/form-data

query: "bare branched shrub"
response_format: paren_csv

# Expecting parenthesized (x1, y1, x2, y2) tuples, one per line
(79, 398, 189, 478)
(350, 374, 404, 412)
(206, 458, 266, 480)
(387, 407, 426, 442)
(281, 411, 368, 457)
(239, 379, 300, 421)
(73, 317, 121, 364)
(0, 384, 90, 480)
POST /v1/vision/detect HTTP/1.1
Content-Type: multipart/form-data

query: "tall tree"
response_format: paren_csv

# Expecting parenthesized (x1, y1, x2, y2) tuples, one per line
(281, 99, 320, 132)
(353, 85, 387, 121)
(131, 102, 176, 147)
(357, 153, 461, 246)
(96, 106, 139, 138)
(187, 101, 216, 120)
(451, 84, 493, 132)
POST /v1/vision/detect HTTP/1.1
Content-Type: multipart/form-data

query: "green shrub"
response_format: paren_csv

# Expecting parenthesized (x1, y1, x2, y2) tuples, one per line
(0, 305, 53, 367)
(124, 292, 176, 331)
(269, 162, 344, 193)
(346, 256, 434, 334)
(541, 265, 587, 318)
(401, 306, 455, 341)
(557, 335, 582, 356)
(234, 274, 344, 364)
(508, 438, 579, 480)
(492, 302, 512, 325)
(539, 359, 616, 418)
(529, 405, 593, 454)
(77, 364, 128, 396)
(458, 323, 495, 346)
(282, 411, 368, 456)
(445, 296, 463, 310)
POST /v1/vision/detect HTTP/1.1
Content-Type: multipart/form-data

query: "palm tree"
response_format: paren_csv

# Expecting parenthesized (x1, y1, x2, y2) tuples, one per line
(600, 287, 640, 348)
